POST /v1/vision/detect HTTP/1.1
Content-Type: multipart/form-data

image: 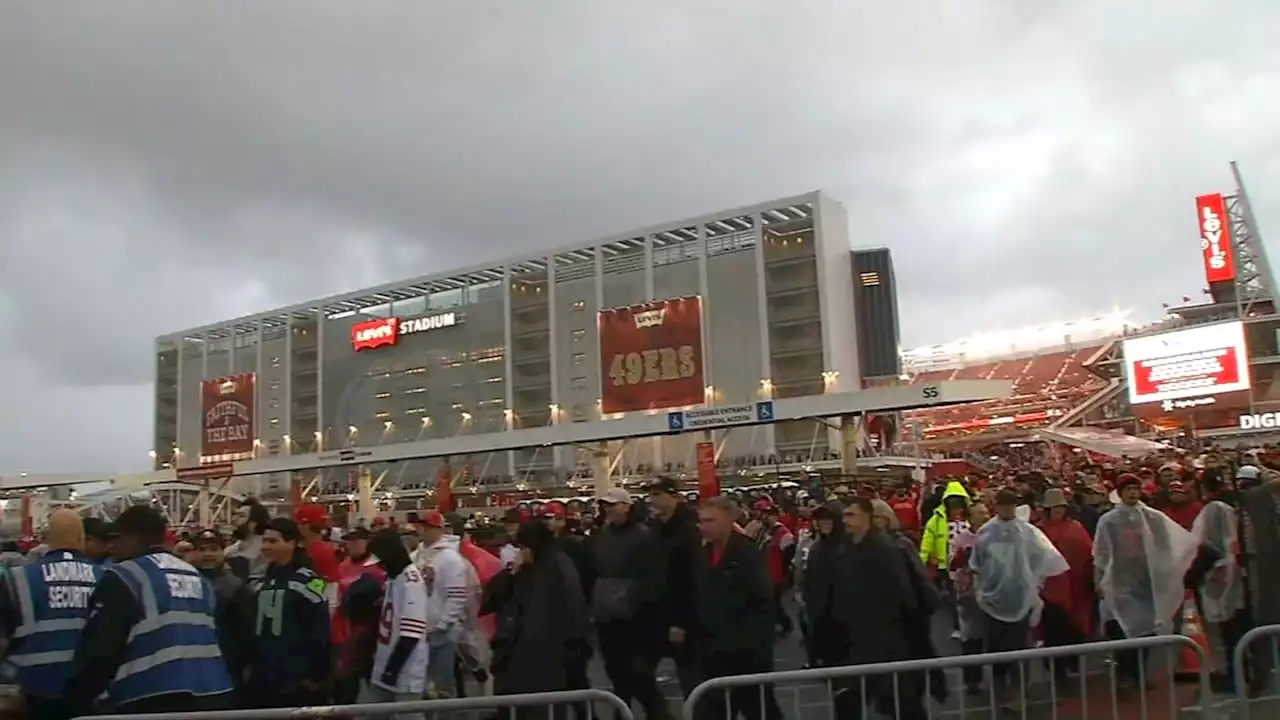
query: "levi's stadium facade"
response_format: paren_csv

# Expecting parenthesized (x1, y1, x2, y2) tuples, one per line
(153, 191, 914, 505)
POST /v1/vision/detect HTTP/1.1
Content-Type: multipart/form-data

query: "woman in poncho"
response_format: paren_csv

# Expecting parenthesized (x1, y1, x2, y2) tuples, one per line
(971, 489, 1069, 704)
(1093, 473, 1200, 690)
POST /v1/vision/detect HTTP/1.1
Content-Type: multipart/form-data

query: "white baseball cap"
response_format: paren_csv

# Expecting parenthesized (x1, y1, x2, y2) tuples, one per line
(1236, 465, 1261, 481)
(598, 487, 633, 505)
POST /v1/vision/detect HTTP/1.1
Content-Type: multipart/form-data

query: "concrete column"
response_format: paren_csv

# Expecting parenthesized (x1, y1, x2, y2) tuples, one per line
(198, 481, 211, 527)
(357, 468, 376, 523)
(592, 440, 611, 496)
(840, 415, 861, 476)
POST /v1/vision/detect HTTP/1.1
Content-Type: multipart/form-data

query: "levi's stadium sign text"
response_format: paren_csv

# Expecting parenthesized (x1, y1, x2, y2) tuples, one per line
(1122, 321, 1251, 406)
(1196, 193, 1236, 284)
(598, 296, 705, 414)
(351, 312, 460, 351)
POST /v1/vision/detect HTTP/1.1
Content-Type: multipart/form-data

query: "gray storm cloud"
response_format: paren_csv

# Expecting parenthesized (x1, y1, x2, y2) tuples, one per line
(0, 0, 1277, 471)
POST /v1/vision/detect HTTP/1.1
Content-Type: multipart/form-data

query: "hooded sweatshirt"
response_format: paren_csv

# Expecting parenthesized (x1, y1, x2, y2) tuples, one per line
(799, 503, 847, 623)
(919, 481, 972, 569)
(412, 534, 469, 636)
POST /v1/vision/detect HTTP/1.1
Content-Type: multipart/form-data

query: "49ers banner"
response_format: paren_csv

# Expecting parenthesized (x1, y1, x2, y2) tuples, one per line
(201, 372, 256, 459)
(598, 296, 704, 414)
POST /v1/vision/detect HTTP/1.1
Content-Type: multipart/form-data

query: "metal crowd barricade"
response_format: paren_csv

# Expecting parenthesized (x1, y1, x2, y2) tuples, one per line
(1232, 623, 1280, 719)
(683, 636, 1212, 720)
(81, 688, 634, 720)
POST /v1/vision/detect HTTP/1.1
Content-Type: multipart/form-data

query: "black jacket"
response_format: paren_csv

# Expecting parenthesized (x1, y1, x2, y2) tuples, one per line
(480, 549, 590, 695)
(555, 532, 597, 603)
(200, 566, 255, 680)
(801, 513, 845, 623)
(592, 519, 663, 623)
(830, 530, 916, 666)
(692, 533, 775, 672)
(652, 503, 702, 632)
(245, 563, 331, 694)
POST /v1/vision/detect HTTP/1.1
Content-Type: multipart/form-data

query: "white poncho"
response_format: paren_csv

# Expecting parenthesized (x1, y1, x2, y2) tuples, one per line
(1191, 499, 1245, 623)
(970, 517, 1069, 623)
(1094, 502, 1200, 638)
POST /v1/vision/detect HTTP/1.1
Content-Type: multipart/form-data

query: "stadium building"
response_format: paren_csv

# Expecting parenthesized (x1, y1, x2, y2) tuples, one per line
(152, 191, 914, 498)
(901, 163, 1280, 459)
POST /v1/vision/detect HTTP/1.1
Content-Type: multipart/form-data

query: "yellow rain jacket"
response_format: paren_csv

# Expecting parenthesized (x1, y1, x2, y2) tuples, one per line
(918, 480, 972, 569)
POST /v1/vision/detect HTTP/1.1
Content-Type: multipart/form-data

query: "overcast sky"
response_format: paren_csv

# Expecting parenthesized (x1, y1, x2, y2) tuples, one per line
(0, 1, 1277, 475)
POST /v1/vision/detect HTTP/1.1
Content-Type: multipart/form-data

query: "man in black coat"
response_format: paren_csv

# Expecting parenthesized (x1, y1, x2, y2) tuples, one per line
(833, 498, 926, 720)
(190, 528, 255, 698)
(648, 477, 704, 696)
(1238, 474, 1280, 696)
(691, 496, 781, 720)
(593, 488, 670, 720)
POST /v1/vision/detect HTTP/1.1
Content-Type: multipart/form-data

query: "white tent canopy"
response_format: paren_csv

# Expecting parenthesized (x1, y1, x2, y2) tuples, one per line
(1036, 427, 1172, 458)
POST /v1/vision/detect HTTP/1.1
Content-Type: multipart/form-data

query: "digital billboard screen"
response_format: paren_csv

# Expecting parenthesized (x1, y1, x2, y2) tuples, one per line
(1123, 321, 1250, 406)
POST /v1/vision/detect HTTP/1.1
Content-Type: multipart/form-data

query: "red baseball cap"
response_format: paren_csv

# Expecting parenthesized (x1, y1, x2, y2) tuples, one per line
(422, 511, 446, 529)
(294, 504, 328, 526)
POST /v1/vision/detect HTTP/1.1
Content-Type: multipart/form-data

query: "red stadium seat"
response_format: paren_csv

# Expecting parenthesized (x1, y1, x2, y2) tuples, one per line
(904, 345, 1107, 444)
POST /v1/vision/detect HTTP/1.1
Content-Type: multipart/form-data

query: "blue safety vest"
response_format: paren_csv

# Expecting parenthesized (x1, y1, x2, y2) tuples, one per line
(4, 550, 103, 698)
(106, 552, 232, 706)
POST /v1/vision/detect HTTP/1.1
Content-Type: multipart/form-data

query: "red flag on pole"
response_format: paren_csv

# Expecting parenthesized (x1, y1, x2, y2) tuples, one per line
(436, 464, 455, 512)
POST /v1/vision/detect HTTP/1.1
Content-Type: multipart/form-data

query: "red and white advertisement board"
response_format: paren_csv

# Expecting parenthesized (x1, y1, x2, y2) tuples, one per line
(201, 372, 256, 459)
(597, 296, 705, 414)
(1123, 321, 1250, 407)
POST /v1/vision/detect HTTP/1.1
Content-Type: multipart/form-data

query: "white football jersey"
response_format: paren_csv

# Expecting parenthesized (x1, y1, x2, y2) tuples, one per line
(370, 565, 431, 694)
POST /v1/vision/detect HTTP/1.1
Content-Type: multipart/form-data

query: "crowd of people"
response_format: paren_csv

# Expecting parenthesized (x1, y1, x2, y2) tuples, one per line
(0, 444, 1277, 720)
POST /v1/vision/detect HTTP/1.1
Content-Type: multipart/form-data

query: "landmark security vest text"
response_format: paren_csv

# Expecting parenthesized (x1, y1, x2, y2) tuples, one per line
(106, 553, 232, 705)
(4, 550, 103, 698)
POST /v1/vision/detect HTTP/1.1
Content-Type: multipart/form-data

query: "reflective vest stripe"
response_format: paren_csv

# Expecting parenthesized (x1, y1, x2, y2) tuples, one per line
(12, 617, 90, 638)
(8, 649, 74, 667)
(113, 561, 159, 616)
(6, 569, 34, 630)
(105, 554, 232, 705)
(115, 644, 226, 681)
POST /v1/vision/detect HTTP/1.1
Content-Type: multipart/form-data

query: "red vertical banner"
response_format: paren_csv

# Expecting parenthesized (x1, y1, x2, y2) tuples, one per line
(598, 296, 705, 414)
(200, 372, 256, 460)
(1195, 193, 1235, 284)
(19, 495, 32, 537)
(437, 464, 455, 512)
(290, 476, 303, 507)
(696, 441, 720, 498)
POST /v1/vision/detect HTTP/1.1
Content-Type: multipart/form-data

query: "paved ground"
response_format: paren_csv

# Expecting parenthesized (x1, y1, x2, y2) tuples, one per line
(447, 600, 1269, 720)
(579, 610, 1244, 720)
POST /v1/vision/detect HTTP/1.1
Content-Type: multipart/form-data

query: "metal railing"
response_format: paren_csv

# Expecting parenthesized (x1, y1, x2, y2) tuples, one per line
(682, 635, 1211, 720)
(81, 688, 634, 720)
(1233, 624, 1280, 719)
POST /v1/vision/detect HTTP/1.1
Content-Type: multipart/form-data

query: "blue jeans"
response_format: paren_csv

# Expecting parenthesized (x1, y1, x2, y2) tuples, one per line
(427, 633, 457, 698)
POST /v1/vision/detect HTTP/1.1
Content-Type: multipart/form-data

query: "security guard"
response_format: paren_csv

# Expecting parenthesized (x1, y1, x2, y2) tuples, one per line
(0, 510, 103, 720)
(82, 517, 116, 567)
(64, 505, 234, 715)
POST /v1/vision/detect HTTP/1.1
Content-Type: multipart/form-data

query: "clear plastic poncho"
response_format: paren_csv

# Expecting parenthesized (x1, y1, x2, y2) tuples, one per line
(1094, 502, 1200, 638)
(1191, 499, 1244, 623)
(970, 517, 1070, 623)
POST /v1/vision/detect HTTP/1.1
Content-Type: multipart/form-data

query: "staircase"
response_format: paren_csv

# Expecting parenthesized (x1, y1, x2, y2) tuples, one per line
(1051, 378, 1124, 429)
